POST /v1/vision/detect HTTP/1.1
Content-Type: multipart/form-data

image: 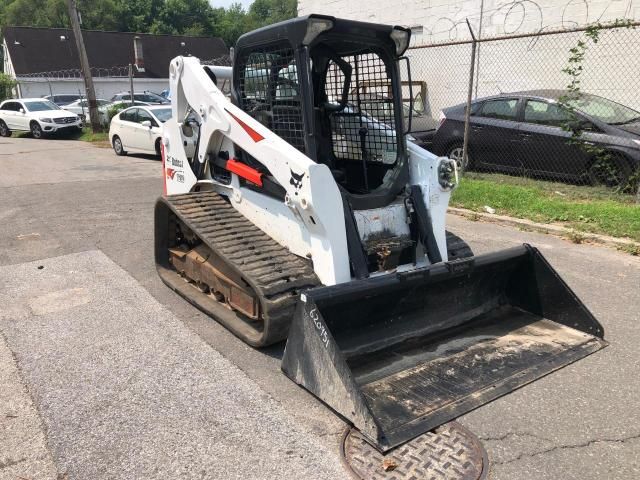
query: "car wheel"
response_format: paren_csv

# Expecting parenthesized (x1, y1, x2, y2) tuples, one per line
(588, 153, 632, 189)
(112, 135, 127, 156)
(155, 138, 162, 159)
(0, 120, 11, 137)
(30, 122, 44, 139)
(446, 142, 472, 172)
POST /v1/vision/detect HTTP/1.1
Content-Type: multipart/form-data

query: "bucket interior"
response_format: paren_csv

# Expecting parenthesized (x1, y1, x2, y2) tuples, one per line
(312, 248, 605, 444)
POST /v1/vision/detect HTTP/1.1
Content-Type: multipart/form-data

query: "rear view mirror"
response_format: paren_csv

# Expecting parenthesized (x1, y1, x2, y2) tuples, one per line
(141, 120, 152, 128)
(19, 108, 25, 114)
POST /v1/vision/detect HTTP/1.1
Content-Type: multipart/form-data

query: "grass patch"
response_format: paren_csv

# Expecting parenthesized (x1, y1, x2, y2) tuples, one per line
(451, 173, 640, 241)
(617, 244, 640, 256)
(16, 127, 109, 144)
(76, 127, 108, 143)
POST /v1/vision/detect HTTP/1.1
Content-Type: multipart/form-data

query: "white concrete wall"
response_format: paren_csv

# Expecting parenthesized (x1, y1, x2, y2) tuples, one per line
(299, 0, 640, 126)
(300, 0, 640, 44)
(15, 78, 169, 101)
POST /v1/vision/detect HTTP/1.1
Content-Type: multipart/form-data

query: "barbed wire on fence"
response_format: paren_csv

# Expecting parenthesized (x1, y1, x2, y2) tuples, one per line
(16, 65, 131, 80)
(200, 55, 232, 66)
(413, 2, 637, 45)
(14, 55, 233, 80)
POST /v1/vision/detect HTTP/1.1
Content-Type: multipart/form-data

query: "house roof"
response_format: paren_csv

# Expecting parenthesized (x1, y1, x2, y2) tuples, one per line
(2, 26, 228, 78)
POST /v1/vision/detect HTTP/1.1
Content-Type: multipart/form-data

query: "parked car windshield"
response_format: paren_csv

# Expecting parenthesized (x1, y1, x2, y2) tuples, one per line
(24, 100, 60, 112)
(152, 108, 172, 122)
(567, 94, 640, 125)
(141, 92, 167, 103)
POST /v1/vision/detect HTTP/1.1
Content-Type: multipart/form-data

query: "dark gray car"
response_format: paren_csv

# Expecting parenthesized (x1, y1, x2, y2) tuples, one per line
(432, 90, 640, 186)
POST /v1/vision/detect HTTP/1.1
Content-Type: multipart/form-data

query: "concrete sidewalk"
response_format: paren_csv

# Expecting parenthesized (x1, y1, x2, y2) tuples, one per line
(0, 251, 347, 479)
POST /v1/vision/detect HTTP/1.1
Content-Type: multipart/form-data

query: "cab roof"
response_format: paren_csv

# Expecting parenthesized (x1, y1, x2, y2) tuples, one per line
(235, 14, 408, 55)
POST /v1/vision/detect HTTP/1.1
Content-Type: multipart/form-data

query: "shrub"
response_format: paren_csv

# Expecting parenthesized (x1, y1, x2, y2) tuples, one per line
(0, 73, 17, 102)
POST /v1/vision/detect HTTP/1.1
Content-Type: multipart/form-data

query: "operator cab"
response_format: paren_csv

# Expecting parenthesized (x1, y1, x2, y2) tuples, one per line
(232, 15, 411, 209)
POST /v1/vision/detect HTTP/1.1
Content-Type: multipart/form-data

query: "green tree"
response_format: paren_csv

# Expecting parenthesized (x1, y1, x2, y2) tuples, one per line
(0, 0, 300, 49)
(1, 0, 117, 29)
(150, 0, 215, 36)
(112, 0, 163, 33)
(0, 72, 16, 100)
(4, 0, 63, 27)
(214, 3, 250, 46)
(248, 0, 296, 27)
(77, 0, 119, 30)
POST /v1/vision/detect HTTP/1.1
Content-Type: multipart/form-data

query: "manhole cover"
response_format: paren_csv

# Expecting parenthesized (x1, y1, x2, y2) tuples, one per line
(342, 421, 488, 480)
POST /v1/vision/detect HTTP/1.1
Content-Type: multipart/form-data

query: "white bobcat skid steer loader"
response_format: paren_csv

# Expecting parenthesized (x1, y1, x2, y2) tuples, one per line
(155, 15, 606, 451)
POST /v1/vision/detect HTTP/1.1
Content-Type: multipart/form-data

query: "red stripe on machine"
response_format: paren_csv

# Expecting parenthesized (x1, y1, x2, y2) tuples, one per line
(225, 108, 265, 143)
(226, 159, 263, 186)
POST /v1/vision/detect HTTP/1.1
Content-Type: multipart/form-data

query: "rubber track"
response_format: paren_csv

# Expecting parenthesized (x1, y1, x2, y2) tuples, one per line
(165, 191, 320, 329)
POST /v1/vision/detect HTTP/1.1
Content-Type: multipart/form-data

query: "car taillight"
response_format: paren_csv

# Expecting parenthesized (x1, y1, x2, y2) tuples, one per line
(437, 111, 446, 130)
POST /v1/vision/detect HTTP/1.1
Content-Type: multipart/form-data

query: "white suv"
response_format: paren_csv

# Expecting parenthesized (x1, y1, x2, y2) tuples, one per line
(0, 98, 82, 139)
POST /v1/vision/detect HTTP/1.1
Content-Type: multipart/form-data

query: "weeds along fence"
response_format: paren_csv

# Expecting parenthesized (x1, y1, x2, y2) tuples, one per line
(403, 22, 640, 197)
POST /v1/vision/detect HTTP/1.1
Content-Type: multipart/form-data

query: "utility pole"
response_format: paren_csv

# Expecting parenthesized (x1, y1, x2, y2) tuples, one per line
(128, 64, 135, 106)
(462, 19, 478, 174)
(66, 0, 101, 132)
(474, 0, 485, 99)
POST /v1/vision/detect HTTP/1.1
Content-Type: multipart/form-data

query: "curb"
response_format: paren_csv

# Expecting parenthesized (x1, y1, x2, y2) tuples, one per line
(448, 207, 640, 251)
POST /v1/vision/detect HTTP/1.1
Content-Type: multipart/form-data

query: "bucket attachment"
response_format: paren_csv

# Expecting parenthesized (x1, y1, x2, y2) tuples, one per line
(281, 245, 606, 451)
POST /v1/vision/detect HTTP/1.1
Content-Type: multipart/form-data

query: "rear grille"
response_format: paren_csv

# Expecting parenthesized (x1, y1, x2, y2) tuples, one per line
(54, 117, 77, 125)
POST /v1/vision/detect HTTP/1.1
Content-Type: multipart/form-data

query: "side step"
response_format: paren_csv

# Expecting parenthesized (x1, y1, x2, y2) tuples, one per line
(281, 245, 607, 451)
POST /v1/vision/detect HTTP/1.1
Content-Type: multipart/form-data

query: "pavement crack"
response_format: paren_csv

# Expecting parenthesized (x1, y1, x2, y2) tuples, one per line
(494, 432, 640, 466)
(480, 431, 552, 443)
(314, 429, 346, 438)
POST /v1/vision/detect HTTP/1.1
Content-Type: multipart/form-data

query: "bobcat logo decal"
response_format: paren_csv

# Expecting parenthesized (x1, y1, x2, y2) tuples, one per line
(289, 169, 304, 194)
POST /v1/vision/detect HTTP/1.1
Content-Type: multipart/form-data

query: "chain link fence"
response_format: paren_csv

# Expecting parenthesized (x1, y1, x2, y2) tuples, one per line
(403, 22, 640, 198)
(10, 55, 232, 126)
(12, 54, 234, 101)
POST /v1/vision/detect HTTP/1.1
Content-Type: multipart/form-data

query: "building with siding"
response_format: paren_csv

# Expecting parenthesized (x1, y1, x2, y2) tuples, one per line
(2, 26, 227, 100)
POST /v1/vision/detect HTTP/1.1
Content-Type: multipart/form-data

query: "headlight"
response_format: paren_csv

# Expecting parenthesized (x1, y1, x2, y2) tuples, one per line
(40, 117, 53, 123)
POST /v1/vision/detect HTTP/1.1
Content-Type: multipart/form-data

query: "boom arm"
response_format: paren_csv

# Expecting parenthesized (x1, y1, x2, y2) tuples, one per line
(162, 56, 351, 285)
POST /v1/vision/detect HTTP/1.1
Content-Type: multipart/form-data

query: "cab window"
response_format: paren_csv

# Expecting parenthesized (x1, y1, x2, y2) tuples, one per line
(1, 102, 19, 111)
(524, 100, 572, 127)
(120, 108, 137, 122)
(479, 98, 519, 121)
(137, 109, 157, 127)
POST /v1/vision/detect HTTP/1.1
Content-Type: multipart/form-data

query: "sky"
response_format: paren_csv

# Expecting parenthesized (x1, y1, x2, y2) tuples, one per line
(209, 0, 254, 9)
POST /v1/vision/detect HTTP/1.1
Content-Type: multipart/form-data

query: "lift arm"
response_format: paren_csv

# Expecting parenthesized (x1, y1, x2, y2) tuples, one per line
(162, 56, 351, 285)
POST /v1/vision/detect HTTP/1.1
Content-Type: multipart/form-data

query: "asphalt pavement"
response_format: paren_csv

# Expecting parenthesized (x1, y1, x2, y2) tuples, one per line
(0, 136, 638, 479)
